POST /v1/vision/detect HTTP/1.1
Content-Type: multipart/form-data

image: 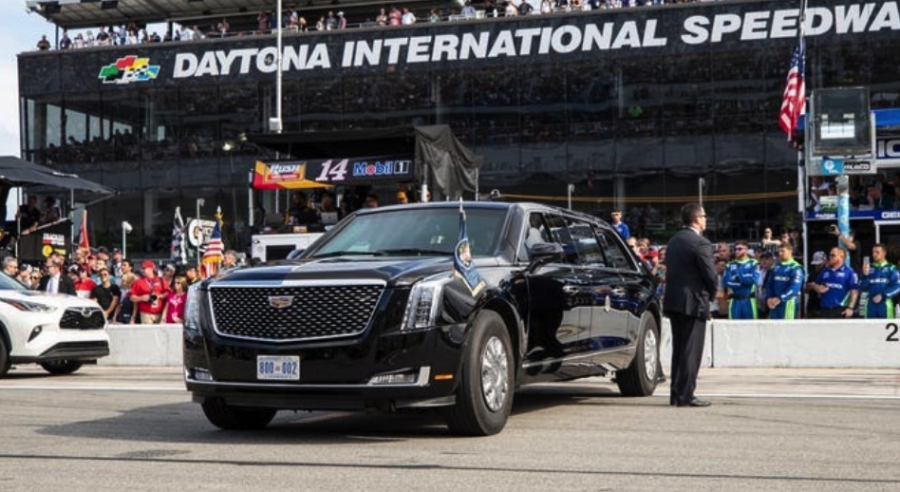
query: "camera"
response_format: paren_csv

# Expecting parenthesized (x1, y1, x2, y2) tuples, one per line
(149, 294, 158, 302)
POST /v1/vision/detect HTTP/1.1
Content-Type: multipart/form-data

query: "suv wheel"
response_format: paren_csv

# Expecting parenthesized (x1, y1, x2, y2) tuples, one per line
(442, 311, 514, 436)
(40, 360, 84, 375)
(616, 313, 659, 397)
(201, 397, 277, 430)
(0, 336, 10, 378)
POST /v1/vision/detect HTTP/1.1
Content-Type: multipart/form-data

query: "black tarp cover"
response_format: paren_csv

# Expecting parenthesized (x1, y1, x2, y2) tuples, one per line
(0, 156, 114, 194)
(249, 125, 482, 198)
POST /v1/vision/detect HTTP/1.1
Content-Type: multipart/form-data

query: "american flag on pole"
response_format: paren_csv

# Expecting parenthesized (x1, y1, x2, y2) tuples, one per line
(171, 206, 186, 264)
(778, 6, 807, 148)
(201, 219, 223, 278)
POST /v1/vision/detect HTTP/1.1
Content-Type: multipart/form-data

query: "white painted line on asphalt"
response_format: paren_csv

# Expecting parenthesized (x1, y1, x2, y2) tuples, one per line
(672, 393, 900, 400)
(0, 385, 185, 392)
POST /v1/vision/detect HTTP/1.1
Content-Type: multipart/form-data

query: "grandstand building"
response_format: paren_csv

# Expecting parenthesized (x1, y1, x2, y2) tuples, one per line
(17, 0, 900, 249)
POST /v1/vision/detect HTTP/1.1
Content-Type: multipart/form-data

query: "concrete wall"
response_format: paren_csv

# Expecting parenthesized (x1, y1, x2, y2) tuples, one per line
(102, 319, 900, 368)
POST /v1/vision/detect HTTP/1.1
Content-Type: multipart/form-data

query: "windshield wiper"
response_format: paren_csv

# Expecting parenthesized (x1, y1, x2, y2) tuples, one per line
(310, 251, 382, 258)
(373, 248, 450, 256)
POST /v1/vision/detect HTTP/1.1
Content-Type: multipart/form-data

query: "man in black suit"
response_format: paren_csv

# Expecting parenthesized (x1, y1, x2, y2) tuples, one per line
(663, 203, 717, 408)
(38, 257, 76, 295)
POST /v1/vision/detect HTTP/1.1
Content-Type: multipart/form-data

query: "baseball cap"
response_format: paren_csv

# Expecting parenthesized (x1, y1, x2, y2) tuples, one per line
(760, 252, 774, 260)
(396, 191, 407, 200)
(141, 260, 156, 270)
(811, 251, 827, 265)
(164, 264, 176, 272)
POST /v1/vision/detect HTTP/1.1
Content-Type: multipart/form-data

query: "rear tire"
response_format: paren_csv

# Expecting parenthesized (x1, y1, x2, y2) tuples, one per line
(0, 336, 10, 379)
(616, 313, 659, 397)
(40, 360, 84, 375)
(201, 397, 277, 430)
(442, 311, 514, 436)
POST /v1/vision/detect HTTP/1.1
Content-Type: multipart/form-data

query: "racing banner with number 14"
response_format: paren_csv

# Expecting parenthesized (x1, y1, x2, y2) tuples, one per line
(253, 156, 415, 190)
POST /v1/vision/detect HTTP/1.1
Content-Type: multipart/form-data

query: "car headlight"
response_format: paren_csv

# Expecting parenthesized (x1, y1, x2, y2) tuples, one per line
(0, 298, 58, 313)
(184, 283, 203, 332)
(401, 274, 453, 331)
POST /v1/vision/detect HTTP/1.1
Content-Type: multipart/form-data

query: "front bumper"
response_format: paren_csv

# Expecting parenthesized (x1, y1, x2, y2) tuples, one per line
(184, 322, 468, 411)
(12, 340, 110, 363)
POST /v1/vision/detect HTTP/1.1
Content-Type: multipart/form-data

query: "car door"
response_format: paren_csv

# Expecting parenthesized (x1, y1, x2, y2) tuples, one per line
(561, 217, 631, 355)
(593, 224, 655, 356)
(520, 212, 594, 375)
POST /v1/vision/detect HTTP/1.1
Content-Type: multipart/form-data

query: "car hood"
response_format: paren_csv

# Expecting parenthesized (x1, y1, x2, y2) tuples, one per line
(212, 256, 502, 287)
(0, 290, 100, 308)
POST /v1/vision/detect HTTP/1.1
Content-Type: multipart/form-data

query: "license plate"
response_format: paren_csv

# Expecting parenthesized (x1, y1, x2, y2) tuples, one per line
(257, 355, 300, 380)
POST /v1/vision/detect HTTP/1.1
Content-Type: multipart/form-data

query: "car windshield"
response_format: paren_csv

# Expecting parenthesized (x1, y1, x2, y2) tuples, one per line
(311, 207, 508, 258)
(0, 272, 27, 291)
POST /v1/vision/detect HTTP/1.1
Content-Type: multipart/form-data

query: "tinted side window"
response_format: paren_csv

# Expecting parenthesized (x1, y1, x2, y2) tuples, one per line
(565, 217, 606, 266)
(521, 212, 552, 259)
(595, 226, 633, 270)
(544, 213, 579, 265)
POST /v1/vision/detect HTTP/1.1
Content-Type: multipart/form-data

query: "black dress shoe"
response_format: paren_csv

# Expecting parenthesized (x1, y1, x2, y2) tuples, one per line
(676, 398, 712, 408)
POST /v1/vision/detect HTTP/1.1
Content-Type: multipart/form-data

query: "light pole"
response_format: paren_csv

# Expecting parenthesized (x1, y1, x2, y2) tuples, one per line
(698, 177, 706, 208)
(196, 198, 205, 267)
(121, 221, 132, 259)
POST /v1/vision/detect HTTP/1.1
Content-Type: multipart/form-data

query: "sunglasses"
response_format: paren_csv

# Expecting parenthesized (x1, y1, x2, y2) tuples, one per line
(735, 247, 746, 251)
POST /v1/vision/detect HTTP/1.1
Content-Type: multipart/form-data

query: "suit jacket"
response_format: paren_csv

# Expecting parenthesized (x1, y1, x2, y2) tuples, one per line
(38, 274, 77, 296)
(663, 228, 718, 319)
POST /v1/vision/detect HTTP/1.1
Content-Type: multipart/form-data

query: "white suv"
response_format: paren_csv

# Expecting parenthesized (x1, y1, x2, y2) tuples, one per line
(0, 273, 110, 377)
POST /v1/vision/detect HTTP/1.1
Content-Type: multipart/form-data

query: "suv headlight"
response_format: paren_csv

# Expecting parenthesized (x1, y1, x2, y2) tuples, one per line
(0, 298, 58, 313)
(401, 274, 453, 331)
(184, 283, 203, 332)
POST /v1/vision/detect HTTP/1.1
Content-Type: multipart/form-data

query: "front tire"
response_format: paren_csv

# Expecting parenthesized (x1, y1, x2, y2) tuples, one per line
(40, 360, 84, 375)
(442, 311, 514, 436)
(616, 313, 659, 397)
(201, 397, 277, 430)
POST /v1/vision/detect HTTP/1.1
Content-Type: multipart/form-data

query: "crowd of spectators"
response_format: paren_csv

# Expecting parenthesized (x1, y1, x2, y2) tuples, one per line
(808, 172, 900, 213)
(612, 210, 894, 321)
(2, 239, 244, 325)
(36, 1, 722, 51)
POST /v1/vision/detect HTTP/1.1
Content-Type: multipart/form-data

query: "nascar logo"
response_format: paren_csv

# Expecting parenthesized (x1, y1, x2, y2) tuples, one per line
(98, 56, 160, 85)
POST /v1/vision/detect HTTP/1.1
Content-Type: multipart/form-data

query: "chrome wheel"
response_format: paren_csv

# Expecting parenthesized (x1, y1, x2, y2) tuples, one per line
(480, 336, 509, 412)
(643, 327, 658, 381)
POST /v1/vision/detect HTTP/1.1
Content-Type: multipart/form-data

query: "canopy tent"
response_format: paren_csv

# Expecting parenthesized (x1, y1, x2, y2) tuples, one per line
(0, 156, 114, 195)
(249, 125, 482, 198)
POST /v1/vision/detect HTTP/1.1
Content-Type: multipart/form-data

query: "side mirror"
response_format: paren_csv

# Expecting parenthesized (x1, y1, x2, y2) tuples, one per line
(286, 248, 305, 260)
(526, 242, 564, 273)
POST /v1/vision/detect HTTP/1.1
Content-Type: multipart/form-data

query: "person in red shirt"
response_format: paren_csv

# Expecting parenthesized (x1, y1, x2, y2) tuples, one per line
(130, 260, 171, 324)
(74, 265, 96, 298)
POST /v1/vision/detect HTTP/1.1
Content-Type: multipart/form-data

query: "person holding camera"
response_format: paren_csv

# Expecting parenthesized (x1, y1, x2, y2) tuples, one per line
(130, 260, 171, 324)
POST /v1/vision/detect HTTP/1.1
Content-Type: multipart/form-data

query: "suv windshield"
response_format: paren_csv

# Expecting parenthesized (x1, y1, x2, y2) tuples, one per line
(0, 272, 27, 291)
(312, 207, 508, 258)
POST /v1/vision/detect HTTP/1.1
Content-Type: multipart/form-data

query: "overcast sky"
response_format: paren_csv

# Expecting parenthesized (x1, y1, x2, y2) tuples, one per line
(0, 4, 52, 157)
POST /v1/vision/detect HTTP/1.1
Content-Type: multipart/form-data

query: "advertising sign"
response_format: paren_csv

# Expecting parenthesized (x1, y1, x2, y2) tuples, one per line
(253, 157, 415, 189)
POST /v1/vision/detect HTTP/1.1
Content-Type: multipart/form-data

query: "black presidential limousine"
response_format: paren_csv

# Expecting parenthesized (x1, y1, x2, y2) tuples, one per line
(184, 202, 661, 435)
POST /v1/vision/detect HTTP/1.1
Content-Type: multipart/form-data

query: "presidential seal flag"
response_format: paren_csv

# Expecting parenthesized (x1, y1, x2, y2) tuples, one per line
(454, 200, 485, 296)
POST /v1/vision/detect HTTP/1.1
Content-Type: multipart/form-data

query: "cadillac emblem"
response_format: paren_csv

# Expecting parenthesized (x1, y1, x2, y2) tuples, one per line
(267, 295, 294, 309)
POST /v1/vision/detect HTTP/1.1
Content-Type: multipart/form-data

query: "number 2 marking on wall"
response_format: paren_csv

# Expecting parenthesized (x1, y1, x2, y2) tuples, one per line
(887, 323, 899, 342)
